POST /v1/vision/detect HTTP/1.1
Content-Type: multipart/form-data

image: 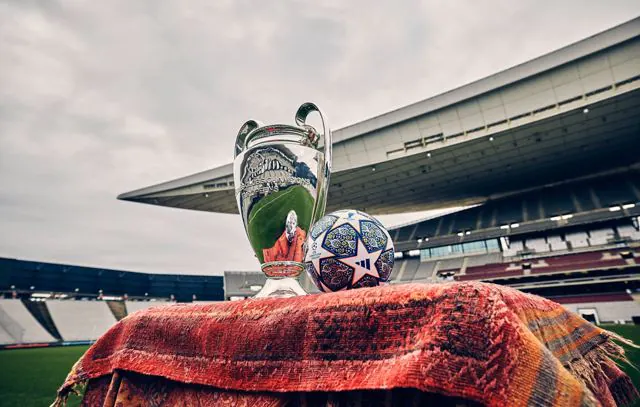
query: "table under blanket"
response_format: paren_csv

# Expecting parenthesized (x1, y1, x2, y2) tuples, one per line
(54, 282, 638, 406)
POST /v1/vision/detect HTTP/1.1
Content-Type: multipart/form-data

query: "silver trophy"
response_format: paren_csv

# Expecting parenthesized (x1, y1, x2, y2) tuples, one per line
(233, 102, 332, 298)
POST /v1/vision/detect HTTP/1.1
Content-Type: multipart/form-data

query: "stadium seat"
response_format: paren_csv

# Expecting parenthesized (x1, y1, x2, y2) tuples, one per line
(503, 239, 523, 257)
(589, 228, 615, 246)
(566, 232, 589, 249)
(618, 225, 640, 240)
(0, 299, 55, 344)
(46, 300, 117, 342)
(526, 238, 549, 253)
(547, 236, 568, 251)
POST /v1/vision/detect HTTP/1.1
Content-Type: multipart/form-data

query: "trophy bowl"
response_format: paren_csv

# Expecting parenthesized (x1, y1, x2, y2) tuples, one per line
(233, 102, 332, 298)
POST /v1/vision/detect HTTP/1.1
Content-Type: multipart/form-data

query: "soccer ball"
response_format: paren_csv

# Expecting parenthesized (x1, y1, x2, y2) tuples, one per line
(304, 209, 395, 292)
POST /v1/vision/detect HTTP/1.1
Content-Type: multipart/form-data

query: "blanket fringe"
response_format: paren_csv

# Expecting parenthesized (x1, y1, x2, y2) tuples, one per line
(50, 381, 86, 407)
(565, 331, 638, 407)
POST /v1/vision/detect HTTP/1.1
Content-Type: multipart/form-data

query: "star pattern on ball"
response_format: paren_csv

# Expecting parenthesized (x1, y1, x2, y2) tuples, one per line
(330, 211, 362, 232)
(337, 237, 383, 286)
(308, 239, 338, 282)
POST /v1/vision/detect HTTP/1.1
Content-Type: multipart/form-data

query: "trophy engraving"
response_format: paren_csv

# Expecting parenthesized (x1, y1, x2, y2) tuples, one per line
(233, 102, 332, 298)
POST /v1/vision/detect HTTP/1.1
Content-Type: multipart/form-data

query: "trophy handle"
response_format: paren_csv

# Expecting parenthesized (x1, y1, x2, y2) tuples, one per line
(234, 119, 262, 158)
(295, 102, 332, 223)
(295, 102, 332, 173)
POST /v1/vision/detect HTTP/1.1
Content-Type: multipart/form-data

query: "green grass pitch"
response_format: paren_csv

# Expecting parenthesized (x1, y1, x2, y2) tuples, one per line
(0, 345, 88, 407)
(602, 325, 640, 407)
(0, 326, 639, 406)
(247, 185, 314, 263)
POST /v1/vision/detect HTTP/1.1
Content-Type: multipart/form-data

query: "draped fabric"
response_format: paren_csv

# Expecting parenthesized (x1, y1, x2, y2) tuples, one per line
(54, 282, 637, 407)
(79, 371, 482, 406)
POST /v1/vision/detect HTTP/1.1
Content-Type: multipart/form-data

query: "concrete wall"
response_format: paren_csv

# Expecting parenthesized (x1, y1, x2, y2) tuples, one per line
(563, 300, 640, 323)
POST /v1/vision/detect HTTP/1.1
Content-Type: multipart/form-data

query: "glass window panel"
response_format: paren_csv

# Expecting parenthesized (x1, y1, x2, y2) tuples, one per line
(462, 241, 485, 253)
(485, 239, 500, 251)
(430, 246, 451, 258)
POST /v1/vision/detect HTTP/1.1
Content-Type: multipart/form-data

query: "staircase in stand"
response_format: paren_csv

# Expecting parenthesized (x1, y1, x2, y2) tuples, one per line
(106, 301, 127, 321)
(21, 299, 62, 340)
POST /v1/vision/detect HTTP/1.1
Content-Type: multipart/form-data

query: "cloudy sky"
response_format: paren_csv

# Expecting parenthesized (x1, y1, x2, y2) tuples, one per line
(1, 1, 639, 276)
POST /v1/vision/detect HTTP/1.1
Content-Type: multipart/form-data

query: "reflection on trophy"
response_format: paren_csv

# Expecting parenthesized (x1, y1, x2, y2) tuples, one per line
(262, 210, 306, 264)
(233, 103, 332, 298)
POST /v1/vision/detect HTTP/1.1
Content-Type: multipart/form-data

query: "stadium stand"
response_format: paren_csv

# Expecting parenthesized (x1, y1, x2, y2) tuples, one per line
(106, 301, 127, 321)
(547, 235, 568, 252)
(566, 231, 589, 249)
(0, 299, 55, 344)
(619, 225, 640, 240)
(503, 240, 524, 257)
(393, 173, 640, 250)
(588, 228, 613, 246)
(0, 257, 224, 302)
(414, 261, 437, 281)
(0, 325, 14, 345)
(46, 300, 117, 342)
(22, 299, 61, 340)
(397, 258, 421, 282)
(125, 300, 171, 315)
(525, 237, 549, 253)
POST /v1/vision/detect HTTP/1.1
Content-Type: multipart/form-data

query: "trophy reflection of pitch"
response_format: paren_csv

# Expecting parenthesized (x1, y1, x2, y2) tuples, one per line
(233, 103, 332, 298)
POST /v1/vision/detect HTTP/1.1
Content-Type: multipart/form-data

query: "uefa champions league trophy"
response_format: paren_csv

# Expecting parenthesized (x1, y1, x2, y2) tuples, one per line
(233, 103, 332, 298)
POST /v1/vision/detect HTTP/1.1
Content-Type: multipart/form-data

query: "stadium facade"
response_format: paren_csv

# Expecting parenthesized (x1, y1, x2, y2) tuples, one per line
(1, 19, 639, 348)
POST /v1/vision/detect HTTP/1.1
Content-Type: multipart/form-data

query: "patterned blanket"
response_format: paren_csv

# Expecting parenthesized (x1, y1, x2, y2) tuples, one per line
(55, 282, 638, 406)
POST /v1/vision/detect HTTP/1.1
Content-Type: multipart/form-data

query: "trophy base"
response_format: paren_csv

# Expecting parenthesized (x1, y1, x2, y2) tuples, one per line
(254, 261, 307, 298)
(253, 277, 307, 298)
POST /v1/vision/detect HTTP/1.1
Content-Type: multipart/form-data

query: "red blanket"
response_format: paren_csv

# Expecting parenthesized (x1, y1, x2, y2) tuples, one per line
(55, 282, 637, 406)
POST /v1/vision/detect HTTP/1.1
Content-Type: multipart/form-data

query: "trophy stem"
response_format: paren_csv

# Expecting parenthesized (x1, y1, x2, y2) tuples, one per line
(253, 261, 306, 298)
(254, 277, 307, 298)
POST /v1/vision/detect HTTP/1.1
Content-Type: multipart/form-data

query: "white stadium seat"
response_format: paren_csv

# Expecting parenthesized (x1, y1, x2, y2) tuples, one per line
(503, 240, 523, 257)
(0, 299, 55, 344)
(547, 236, 568, 251)
(526, 238, 549, 253)
(618, 225, 640, 240)
(589, 228, 615, 246)
(566, 232, 589, 248)
(47, 300, 117, 342)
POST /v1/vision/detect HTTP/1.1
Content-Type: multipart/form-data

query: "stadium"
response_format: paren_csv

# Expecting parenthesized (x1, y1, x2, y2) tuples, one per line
(1, 16, 640, 406)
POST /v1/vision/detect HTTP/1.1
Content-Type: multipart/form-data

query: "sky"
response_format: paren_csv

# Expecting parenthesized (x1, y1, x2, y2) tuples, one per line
(1, 1, 639, 276)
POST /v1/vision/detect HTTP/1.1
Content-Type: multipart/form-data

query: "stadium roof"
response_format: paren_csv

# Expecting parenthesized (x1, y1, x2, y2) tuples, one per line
(0, 257, 224, 301)
(119, 18, 640, 215)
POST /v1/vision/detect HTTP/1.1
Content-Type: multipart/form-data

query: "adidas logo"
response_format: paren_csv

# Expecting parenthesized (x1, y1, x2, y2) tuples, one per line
(355, 259, 371, 270)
